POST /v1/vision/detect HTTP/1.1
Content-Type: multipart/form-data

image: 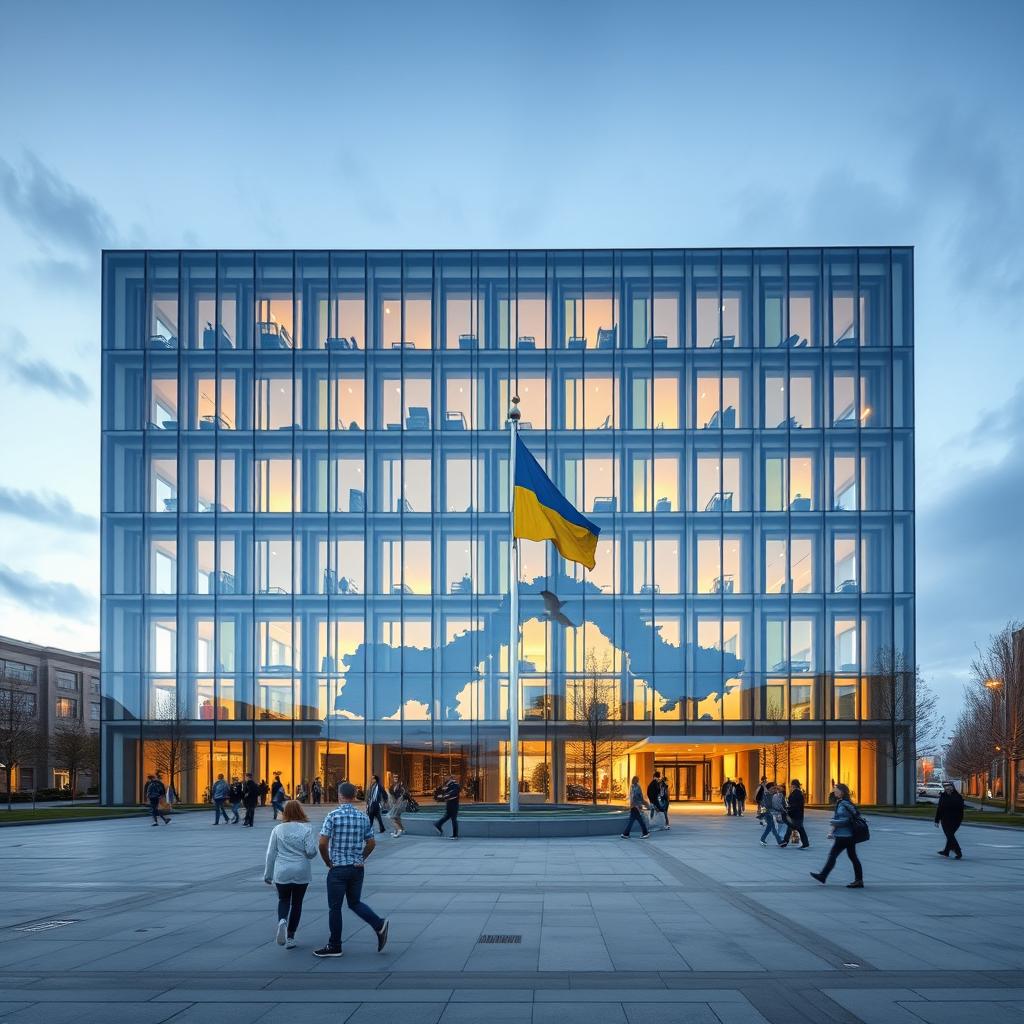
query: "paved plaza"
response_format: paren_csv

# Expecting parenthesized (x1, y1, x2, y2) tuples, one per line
(1, 806, 1023, 1023)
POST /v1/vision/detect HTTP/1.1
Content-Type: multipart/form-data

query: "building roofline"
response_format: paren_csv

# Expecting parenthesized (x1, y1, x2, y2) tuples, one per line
(101, 245, 916, 255)
(0, 635, 100, 666)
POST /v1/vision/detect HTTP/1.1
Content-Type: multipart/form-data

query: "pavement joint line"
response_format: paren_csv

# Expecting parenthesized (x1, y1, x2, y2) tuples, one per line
(631, 839, 879, 972)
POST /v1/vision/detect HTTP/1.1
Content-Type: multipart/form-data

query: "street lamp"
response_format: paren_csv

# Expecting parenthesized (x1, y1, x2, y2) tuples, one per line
(985, 679, 1008, 809)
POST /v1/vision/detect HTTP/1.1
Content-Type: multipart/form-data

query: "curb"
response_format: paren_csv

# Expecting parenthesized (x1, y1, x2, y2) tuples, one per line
(0, 808, 201, 828)
(870, 811, 1024, 833)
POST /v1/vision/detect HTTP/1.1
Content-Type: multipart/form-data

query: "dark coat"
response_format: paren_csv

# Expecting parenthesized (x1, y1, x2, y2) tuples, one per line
(646, 779, 661, 803)
(734, 783, 747, 802)
(787, 787, 805, 822)
(935, 790, 965, 827)
(242, 780, 259, 807)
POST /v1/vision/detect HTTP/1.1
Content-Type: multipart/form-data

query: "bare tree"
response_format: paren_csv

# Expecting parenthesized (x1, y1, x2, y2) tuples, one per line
(565, 649, 620, 804)
(0, 689, 46, 810)
(969, 621, 1024, 811)
(49, 720, 101, 803)
(147, 707, 197, 802)
(761, 695, 790, 785)
(945, 704, 998, 809)
(871, 647, 941, 806)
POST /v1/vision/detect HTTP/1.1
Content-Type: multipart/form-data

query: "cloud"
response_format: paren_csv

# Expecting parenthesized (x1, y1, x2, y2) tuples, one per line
(0, 487, 97, 533)
(0, 152, 114, 257)
(916, 379, 1024, 699)
(0, 563, 94, 619)
(2, 328, 92, 402)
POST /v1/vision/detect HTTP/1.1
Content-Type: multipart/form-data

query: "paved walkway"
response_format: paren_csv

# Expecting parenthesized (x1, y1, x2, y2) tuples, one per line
(1, 805, 1023, 1022)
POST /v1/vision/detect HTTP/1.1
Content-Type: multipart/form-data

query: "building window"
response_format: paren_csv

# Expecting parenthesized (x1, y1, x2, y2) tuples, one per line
(56, 697, 79, 718)
(19, 767, 35, 790)
(90, 677, 100, 695)
(90, 703, 101, 721)
(1, 659, 36, 684)
(56, 671, 78, 691)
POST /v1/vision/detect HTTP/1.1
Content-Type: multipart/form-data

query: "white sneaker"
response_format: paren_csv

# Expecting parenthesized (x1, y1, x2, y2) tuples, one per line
(276, 918, 287, 945)
(285, 938, 296, 949)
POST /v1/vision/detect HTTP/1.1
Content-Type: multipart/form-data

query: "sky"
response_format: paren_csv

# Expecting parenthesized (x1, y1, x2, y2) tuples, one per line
(0, 0, 1021, 726)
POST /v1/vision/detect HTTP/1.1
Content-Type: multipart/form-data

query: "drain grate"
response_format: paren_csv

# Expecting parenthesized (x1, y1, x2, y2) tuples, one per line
(479, 934, 522, 944)
(16, 920, 79, 933)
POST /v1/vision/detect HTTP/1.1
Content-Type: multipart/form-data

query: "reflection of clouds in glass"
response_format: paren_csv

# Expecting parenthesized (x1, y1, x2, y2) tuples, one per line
(382, 698, 430, 721)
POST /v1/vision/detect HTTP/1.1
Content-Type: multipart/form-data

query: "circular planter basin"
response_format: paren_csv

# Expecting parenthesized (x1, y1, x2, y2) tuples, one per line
(396, 803, 630, 838)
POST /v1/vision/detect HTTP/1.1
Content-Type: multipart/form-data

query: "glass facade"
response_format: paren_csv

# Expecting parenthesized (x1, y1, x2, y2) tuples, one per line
(101, 249, 915, 805)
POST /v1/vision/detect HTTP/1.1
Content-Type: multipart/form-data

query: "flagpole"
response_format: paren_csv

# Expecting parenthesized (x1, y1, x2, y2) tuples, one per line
(507, 395, 521, 813)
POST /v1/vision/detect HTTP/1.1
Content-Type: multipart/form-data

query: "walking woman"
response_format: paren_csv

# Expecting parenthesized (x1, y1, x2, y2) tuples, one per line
(810, 783, 864, 888)
(388, 777, 409, 836)
(658, 775, 671, 831)
(265, 799, 318, 948)
(759, 784, 787, 847)
(620, 776, 652, 839)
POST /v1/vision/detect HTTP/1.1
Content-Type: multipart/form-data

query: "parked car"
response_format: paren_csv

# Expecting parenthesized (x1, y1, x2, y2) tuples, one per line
(917, 781, 944, 798)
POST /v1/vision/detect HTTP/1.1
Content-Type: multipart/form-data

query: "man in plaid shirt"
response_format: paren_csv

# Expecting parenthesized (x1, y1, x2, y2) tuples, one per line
(314, 781, 390, 958)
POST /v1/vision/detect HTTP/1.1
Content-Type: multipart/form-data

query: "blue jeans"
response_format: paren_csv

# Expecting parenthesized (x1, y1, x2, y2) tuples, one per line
(272, 799, 285, 820)
(326, 865, 384, 949)
(760, 815, 784, 844)
(622, 807, 649, 836)
(214, 799, 231, 824)
(230, 801, 241, 823)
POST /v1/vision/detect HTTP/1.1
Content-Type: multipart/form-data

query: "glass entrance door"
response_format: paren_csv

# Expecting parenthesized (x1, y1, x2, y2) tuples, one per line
(655, 761, 703, 801)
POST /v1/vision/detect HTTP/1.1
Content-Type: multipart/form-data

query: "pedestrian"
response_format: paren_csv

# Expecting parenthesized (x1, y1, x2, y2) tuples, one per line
(722, 777, 735, 815)
(780, 779, 810, 849)
(734, 778, 747, 816)
(658, 775, 671, 831)
(646, 771, 662, 818)
(211, 773, 232, 825)
(388, 777, 409, 837)
(229, 777, 243, 823)
(620, 775, 652, 839)
(258, 779, 269, 806)
(433, 775, 460, 839)
(271, 775, 287, 820)
(265, 799, 318, 949)
(166, 782, 178, 808)
(810, 782, 864, 888)
(759, 784, 787, 847)
(296, 780, 307, 803)
(311, 778, 323, 805)
(753, 775, 769, 821)
(144, 773, 171, 826)
(365, 774, 388, 835)
(242, 772, 260, 827)
(313, 781, 390, 958)
(935, 781, 965, 859)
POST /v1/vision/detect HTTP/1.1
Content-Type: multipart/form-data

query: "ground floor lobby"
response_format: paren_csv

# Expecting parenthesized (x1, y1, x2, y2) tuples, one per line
(104, 725, 905, 806)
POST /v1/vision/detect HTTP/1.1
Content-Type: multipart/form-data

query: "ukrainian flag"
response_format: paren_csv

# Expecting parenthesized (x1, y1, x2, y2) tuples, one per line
(513, 436, 601, 570)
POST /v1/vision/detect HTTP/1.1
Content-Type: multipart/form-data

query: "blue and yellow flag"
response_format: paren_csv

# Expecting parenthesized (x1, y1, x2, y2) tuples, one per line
(513, 436, 601, 570)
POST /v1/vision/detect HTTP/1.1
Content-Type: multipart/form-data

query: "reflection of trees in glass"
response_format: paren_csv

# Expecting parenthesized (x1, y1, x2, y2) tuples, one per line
(565, 648, 622, 804)
(761, 700, 789, 784)
(332, 572, 744, 722)
(529, 761, 551, 796)
(148, 708, 198, 800)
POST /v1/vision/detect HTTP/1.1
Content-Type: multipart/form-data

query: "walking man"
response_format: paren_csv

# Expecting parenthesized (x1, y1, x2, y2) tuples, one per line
(271, 774, 286, 820)
(734, 778, 747, 816)
(935, 781, 965, 859)
(753, 775, 769, 821)
(229, 777, 243, 823)
(658, 774, 671, 831)
(621, 775, 652, 839)
(759, 784, 787, 847)
(388, 777, 409, 837)
(144, 773, 171, 826)
(211, 773, 232, 825)
(781, 779, 810, 849)
(314, 781, 390, 958)
(311, 777, 323, 805)
(722, 777, 735, 815)
(258, 779, 269, 806)
(242, 772, 260, 827)
(434, 775, 461, 839)
(365, 774, 388, 834)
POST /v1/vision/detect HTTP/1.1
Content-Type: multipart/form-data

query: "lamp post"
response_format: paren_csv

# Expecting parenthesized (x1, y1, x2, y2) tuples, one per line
(985, 679, 1007, 811)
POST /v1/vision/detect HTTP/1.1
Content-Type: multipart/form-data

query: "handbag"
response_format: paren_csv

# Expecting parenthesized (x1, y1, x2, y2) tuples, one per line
(843, 800, 870, 843)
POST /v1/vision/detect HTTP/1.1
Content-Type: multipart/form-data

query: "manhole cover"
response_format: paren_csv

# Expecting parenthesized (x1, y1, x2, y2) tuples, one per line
(16, 920, 79, 933)
(479, 934, 522, 944)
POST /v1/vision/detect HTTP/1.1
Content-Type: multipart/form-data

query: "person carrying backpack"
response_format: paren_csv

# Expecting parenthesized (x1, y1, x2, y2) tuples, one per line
(811, 783, 865, 888)
(721, 778, 735, 815)
(211, 774, 232, 825)
(144, 773, 171, 826)
(229, 777, 243, 823)
(733, 778, 747, 816)
(759, 784, 787, 847)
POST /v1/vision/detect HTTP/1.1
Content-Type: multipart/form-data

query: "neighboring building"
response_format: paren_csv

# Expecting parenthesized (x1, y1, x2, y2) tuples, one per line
(100, 248, 915, 805)
(0, 635, 101, 792)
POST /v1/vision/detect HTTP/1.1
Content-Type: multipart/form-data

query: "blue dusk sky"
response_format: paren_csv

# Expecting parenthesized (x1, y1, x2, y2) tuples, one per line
(0, 1, 1021, 722)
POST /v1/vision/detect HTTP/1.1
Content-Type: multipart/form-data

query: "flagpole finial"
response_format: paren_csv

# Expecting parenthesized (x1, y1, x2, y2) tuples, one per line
(508, 395, 521, 422)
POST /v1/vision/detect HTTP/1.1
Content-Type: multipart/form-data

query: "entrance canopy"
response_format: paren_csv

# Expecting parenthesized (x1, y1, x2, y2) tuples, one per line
(625, 735, 787, 757)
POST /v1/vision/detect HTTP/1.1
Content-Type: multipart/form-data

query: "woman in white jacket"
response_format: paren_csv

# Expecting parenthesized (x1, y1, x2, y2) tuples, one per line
(264, 800, 318, 948)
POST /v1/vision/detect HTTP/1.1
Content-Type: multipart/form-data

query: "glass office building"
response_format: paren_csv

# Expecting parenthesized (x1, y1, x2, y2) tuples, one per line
(100, 249, 915, 805)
